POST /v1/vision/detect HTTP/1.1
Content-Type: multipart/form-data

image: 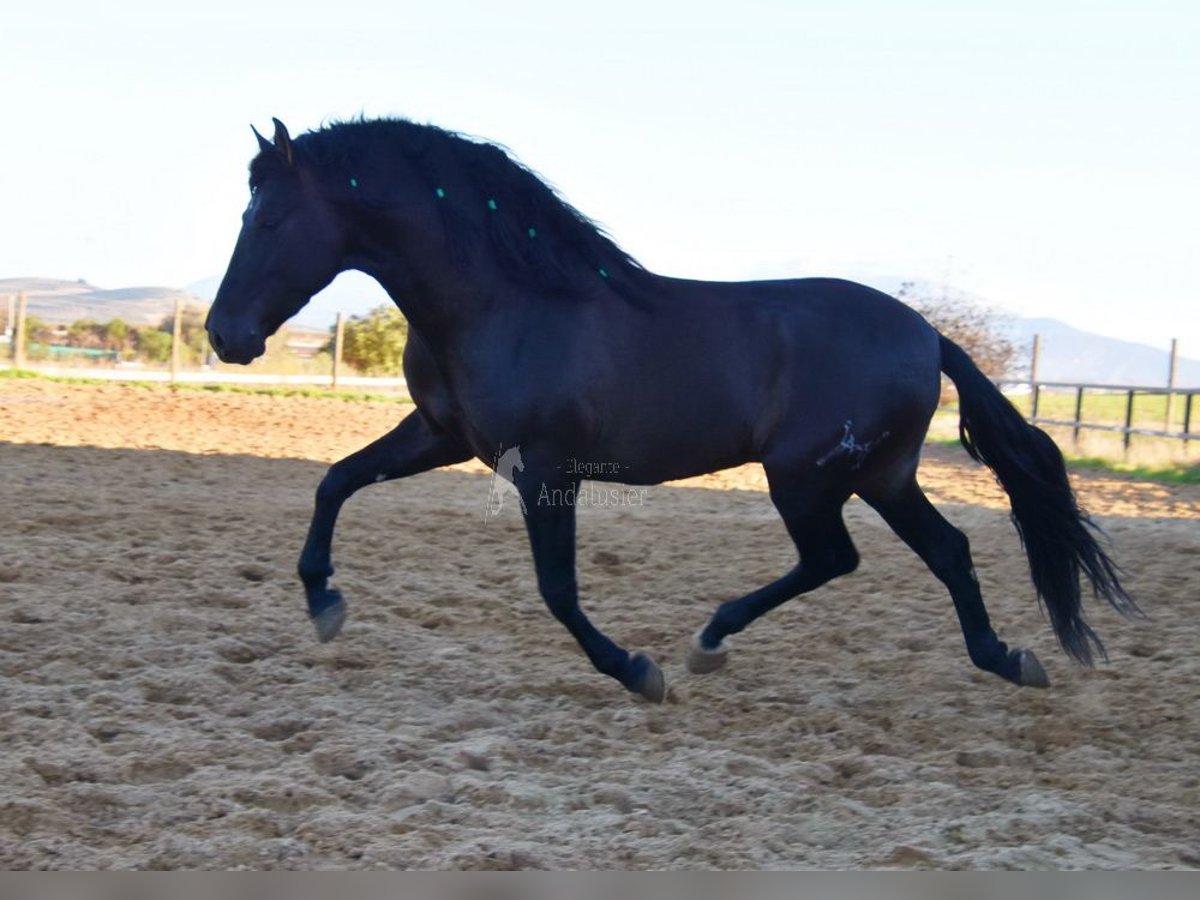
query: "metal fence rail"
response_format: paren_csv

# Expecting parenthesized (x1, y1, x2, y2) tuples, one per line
(1026, 380, 1198, 452)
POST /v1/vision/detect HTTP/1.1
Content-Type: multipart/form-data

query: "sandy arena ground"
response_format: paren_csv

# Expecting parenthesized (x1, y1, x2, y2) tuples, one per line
(1, 378, 1198, 869)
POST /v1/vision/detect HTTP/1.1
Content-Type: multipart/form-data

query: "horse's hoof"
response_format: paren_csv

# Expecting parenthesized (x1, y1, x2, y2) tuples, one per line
(311, 594, 347, 643)
(1017, 649, 1050, 688)
(687, 630, 729, 675)
(629, 651, 667, 703)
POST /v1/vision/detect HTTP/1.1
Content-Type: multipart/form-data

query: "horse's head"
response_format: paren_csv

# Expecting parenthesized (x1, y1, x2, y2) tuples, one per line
(206, 119, 347, 364)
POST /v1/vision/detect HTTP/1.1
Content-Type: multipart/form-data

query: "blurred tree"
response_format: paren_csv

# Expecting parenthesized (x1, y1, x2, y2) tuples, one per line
(897, 281, 1016, 384)
(135, 327, 172, 363)
(157, 304, 209, 364)
(22, 314, 54, 344)
(338, 304, 408, 375)
(66, 319, 102, 348)
(103, 318, 130, 356)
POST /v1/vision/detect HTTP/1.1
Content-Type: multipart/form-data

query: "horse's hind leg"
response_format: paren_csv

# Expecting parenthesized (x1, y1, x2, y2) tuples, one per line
(297, 409, 471, 641)
(860, 477, 1050, 688)
(689, 473, 859, 674)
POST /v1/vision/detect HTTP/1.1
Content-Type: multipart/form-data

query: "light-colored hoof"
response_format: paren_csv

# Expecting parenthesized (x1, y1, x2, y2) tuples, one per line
(1018, 649, 1050, 688)
(687, 630, 729, 675)
(630, 651, 667, 704)
(312, 599, 347, 643)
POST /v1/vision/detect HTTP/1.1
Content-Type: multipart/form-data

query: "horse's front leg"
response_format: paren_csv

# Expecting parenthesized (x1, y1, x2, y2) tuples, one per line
(517, 473, 666, 703)
(298, 409, 471, 641)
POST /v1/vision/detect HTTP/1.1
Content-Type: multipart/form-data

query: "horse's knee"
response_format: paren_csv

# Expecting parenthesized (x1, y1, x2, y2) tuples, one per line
(830, 541, 859, 579)
(943, 528, 972, 568)
(315, 465, 351, 507)
(949, 529, 972, 566)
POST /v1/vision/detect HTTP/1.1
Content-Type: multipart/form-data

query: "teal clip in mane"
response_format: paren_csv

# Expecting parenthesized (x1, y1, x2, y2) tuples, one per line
(487, 198, 498, 211)
(435, 187, 446, 199)
(527, 227, 537, 238)
(349, 177, 359, 189)
(599, 268, 609, 279)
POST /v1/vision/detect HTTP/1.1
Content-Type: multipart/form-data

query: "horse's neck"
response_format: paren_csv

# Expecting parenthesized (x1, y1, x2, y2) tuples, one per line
(351, 240, 499, 343)
(357, 269, 463, 348)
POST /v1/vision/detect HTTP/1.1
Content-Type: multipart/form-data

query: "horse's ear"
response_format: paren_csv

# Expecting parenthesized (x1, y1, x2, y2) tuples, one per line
(271, 117, 295, 167)
(251, 123, 273, 156)
(250, 120, 295, 167)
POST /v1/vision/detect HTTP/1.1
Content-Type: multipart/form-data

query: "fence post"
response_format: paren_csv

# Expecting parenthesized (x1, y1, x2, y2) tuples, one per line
(13, 291, 28, 368)
(1073, 386, 1084, 447)
(1029, 333, 1042, 420)
(331, 314, 345, 391)
(170, 299, 183, 383)
(3, 294, 13, 348)
(1184, 393, 1194, 450)
(1123, 389, 1136, 458)
(1165, 338, 1179, 432)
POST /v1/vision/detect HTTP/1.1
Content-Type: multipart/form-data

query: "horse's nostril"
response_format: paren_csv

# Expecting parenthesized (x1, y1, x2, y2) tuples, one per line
(209, 330, 226, 355)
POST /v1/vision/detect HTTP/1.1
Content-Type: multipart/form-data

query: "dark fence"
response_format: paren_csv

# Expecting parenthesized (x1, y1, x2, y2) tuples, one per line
(1021, 332, 1197, 455)
(1028, 381, 1198, 453)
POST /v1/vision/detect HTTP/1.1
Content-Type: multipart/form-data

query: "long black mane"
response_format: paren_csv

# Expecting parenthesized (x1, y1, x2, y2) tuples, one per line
(252, 118, 649, 297)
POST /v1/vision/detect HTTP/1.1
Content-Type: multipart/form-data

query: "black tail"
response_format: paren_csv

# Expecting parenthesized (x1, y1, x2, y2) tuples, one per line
(939, 335, 1139, 665)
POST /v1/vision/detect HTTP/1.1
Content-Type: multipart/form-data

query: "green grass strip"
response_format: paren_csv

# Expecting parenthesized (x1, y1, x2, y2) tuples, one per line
(926, 436, 1199, 485)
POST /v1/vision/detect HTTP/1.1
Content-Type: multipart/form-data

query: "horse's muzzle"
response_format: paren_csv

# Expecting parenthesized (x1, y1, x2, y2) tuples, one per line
(206, 322, 266, 365)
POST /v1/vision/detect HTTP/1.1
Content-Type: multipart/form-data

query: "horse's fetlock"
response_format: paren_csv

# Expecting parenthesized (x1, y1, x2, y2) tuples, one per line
(298, 558, 333, 587)
(708, 604, 743, 642)
(965, 635, 1009, 674)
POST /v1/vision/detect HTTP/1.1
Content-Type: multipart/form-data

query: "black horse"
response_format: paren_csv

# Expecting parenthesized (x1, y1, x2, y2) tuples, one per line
(206, 117, 1136, 702)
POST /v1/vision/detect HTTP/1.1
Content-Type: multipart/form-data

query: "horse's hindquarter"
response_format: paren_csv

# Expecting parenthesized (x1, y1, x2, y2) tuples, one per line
(598, 277, 941, 479)
(754, 279, 941, 463)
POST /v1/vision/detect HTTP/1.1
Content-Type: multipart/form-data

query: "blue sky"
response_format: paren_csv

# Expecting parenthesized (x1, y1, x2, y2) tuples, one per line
(5, 1, 1198, 353)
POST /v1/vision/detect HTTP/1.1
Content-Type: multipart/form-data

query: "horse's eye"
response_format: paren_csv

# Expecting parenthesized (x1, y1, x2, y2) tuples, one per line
(253, 204, 282, 230)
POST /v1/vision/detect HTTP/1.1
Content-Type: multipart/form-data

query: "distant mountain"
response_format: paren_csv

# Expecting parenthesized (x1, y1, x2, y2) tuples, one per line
(0, 277, 199, 328)
(182, 275, 222, 301)
(1004, 318, 1199, 388)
